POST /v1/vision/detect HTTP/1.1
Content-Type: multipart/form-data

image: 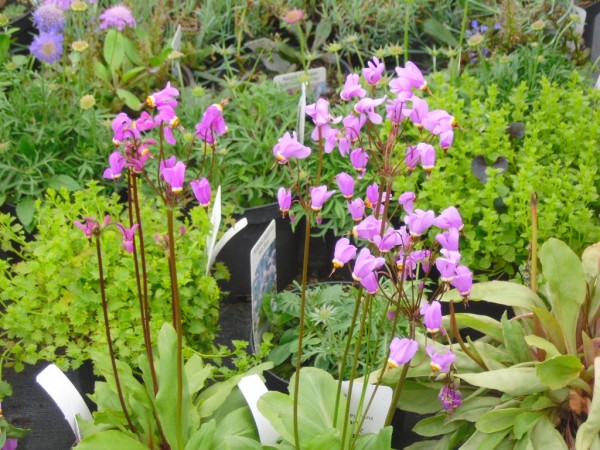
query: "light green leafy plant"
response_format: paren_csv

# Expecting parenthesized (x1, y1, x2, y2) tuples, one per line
(393, 238, 600, 448)
(0, 182, 221, 371)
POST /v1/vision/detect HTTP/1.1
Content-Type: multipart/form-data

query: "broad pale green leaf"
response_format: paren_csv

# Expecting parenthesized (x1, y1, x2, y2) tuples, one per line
(47, 175, 80, 192)
(457, 367, 547, 396)
(575, 357, 600, 449)
(536, 355, 583, 390)
(93, 59, 109, 83)
(502, 315, 531, 363)
(532, 307, 566, 354)
(396, 380, 444, 414)
(217, 436, 262, 450)
(513, 411, 544, 439)
(214, 407, 259, 442)
(257, 391, 299, 444)
(442, 281, 544, 309)
(413, 414, 461, 437)
(185, 419, 216, 450)
(539, 238, 586, 354)
(471, 341, 510, 370)
(582, 243, 600, 281)
(76, 430, 149, 450)
(530, 416, 568, 449)
(184, 354, 213, 396)
(476, 408, 521, 433)
(449, 397, 502, 423)
(305, 428, 341, 449)
(117, 89, 142, 111)
(524, 336, 561, 359)
(104, 29, 125, 71)
(122, 66, 146, 83)
(353, 426, 393, 450)
(446, 313, 503, 343)
(16, 197, 35, 227)
(460, 429, 510, 449)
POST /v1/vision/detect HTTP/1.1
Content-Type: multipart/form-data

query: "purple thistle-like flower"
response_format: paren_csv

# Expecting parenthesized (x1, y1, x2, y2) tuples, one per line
(340, 73, 366, 101)
(451, 265, 473, 297)
(99, 5, 136, 31)
(362, 56, 385, 86)
(426, 345, 455, 373)
(191, 178, 211, 207)
(336, 172, 355, 199)
(350, 147, 369, 178)
(103, 151, 126, 180)
(388, 337, 418, 368)
(434, 206, 464, 231)
(277, 187, 292, 217)
(398, 191, 416, 214)
(439, 384, 462, 413)
(161, 161, 186, 193)
(332, 238, 357, 269)
(42, 0, 74, 9)
(117, 223, 139, 253)
(310, 185, 335, 212)
(273, 131, 311, 164)
(421, 301, 442, 334)
(33, 4, 65, 33)
(347, 198, 365, 222)
(195, 104, 227, 145)
(406, 209, 435, 237)
(30, 32, 63, 64)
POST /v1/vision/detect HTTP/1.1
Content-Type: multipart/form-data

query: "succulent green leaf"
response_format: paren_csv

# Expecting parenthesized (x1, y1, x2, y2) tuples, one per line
(536, 355, 583, 390)
(539, 238, 586, 354)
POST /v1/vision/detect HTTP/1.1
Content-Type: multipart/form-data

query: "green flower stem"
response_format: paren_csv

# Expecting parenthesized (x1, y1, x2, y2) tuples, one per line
(94, 235, 137, 434)
(403, 3, 411, 64)
(166, 208, 184, 450)
(449, 300, 487, 370)
(455, 0, 471, 80)
(131, 173, 159, 395)
(530, 193, 538, 292)
(384, 363, 410, 426)
(293, 212, 312, 450)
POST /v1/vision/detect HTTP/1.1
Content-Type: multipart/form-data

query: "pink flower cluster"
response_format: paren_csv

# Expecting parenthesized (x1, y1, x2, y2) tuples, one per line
(103, 82, 226, 209)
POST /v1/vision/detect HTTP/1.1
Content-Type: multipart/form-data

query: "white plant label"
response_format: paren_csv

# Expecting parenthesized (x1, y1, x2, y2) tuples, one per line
(341, 381, 393, 435)
(274, 67, 327, 98)
(238, 375, 280, 445)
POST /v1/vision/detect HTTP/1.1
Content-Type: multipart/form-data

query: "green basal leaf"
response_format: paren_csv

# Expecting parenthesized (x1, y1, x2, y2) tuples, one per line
(305, 428, 342, 448)
(460, 429, 511, 449)
(575, 357, 600, 449)
(457, 367, 547, 396)
(423, 18, 459, 46)
(47, 175, 80, 192)
(449, 397, 503, 423)
(184, 354, 213, 396)
(412, 414, 461, 437)
(93, 59, 109, 83)
(353, 426, 393, 450)
(17, 134, 35, 159)
(582, 243, 600, 282)
(396, 380, 444, 414)
(539, 238, 586, 354)
(502, 314, 531, 364)
(103, 29, 125, 72)
(536, 355, 583, 390)
(476, 408, 521, 433)
(257, 391, 296, 444)
(184, 419, 216, 450)
(443, 281, 544, 310)
(524, 336, 561, 359)
(513, 411, 544, 440)
(530, 416, 568, 449)
(447, 313, 503, 343)
(15, 197, 35, 227)
(471, 341, 511, 370)
(76, 430, 150, 450)
(531, 307, 566, 354)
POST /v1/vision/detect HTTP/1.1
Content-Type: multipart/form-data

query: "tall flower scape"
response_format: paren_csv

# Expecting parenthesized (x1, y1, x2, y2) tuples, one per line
(269, 57, 472, 448)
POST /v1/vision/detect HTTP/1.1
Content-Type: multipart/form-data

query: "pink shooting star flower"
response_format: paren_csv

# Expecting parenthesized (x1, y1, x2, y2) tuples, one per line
(394, 61, 428, 92)
(440, 128, 454, 150)
(350, 147, 369, 178)
(311, 124, 339, 153)
(423, 109, 456, 135)
(277, 187, 292, 217)
(373, 229, 402, 253)
(436, 249, 461, 282)
(353, 215, 383, 243)
(161, 160, 186, 193)
(103, 151, 126, 180)
(420, 300, 442, 334)
(273, 131, 311, 164)
(426, 346, 455, 373)
(352, 248, 385, 293)
(364, 183, 379, 209)
(305, 98, 339, 126)
(436, 228, 460, 251)
(348, 198, 365, 222)
(388, 338, 418, 368)
(406, 96, 429, 128)
(146, 82, 179, 109)
(74, 216, 109, 239)
(418, 143, 436, 172)
(191, 178, 211, 207)
(354, 96, 386, 124)
(331, 238, 357, 270)
(404, 145, 421, 172)
(386, 97, 411, 124)
(343, 114, 366, 141)
(117, 223, 139, 253)
(362, 56, 385, 86)
(398, 191, 416, 214)
(451, 265, 473, 298)
(434, 206, 464, 231)
(336, 172, 355, 199)
(310, 186, 335, 212)
(159, 155, 177, 175)
(340, 73, 366, 101)
(406, 209, 435, 237)
(112, 112, 136, 145)
(195, 103, 228, 145)
(134, 111, 158, 133)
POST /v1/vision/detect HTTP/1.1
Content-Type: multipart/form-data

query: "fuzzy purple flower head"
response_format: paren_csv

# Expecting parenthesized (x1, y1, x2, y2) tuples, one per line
(33, 4, 65, 33)
(42, 0, 74, 9)
(30, 32, 63, 64)
(99, 5, 136, 31)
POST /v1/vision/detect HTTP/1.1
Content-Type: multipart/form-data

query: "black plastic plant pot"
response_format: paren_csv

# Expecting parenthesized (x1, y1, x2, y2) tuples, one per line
(9, 10, 34, 50)
(216, 202, 300, 303)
